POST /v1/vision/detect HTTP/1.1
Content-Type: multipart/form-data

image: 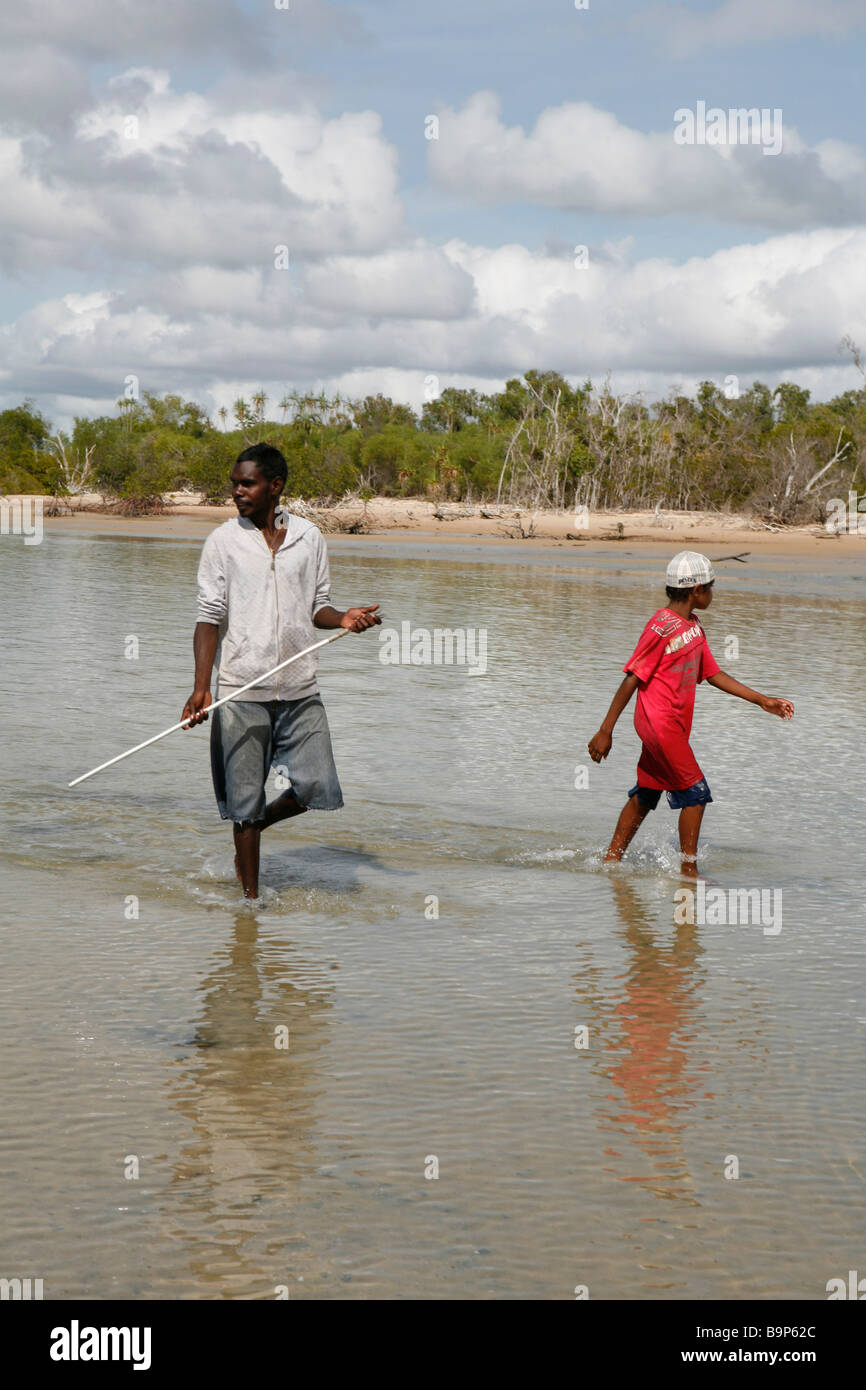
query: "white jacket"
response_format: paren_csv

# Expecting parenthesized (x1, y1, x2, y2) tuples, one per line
(196, 508, 332, 701)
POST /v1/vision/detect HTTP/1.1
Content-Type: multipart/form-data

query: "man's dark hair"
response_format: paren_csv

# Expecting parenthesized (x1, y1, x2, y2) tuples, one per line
(235, 442, 288, 487)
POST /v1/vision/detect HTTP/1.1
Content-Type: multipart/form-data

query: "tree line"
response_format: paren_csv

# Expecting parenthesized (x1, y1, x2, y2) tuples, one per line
(2, 364, 865, 523)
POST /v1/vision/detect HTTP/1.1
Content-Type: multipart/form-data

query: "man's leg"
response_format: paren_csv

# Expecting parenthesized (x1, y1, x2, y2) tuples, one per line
(267, 696, 344, 821)
(233, 698, 342, 895)
(604, 793, 652, 862)
(212, 701, 272, 899)
(231, 795, 305, 898)
(262, 789, 308, 829)
(677, 804, 705, 879)
(233, 820, 262, 899)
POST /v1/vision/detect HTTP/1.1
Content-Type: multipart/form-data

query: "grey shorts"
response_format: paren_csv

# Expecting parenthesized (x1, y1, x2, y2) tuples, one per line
(210, 695, 344, 825)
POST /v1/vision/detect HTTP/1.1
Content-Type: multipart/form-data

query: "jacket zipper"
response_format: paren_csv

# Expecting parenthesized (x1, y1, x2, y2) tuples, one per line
(252, 524, 282, 700)
(271, 549, 280, 699)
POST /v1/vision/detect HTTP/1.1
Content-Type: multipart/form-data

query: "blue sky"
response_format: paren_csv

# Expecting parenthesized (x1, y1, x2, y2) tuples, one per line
(1, 0, 864, 428)
(327, 0, 864, 255)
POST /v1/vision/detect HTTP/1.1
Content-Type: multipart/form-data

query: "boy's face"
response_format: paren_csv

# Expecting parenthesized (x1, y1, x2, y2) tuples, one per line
(691, 582, 714, 609)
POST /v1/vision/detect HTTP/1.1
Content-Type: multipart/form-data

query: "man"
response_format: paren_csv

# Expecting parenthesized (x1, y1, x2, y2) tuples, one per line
(587, 551, 793, 877)
(182, 442, 380, 898)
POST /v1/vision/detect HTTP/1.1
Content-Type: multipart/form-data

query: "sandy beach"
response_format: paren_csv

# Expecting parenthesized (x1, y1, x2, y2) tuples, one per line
(36, 494, 866, 558)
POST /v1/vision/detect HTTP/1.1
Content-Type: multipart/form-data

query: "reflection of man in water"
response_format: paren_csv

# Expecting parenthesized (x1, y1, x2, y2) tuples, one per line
(167, 913, 334, 1293)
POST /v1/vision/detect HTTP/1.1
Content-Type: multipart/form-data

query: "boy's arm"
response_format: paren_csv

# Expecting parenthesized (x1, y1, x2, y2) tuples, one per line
(706, 671, 794, 719)
(588, 673, 639, 762)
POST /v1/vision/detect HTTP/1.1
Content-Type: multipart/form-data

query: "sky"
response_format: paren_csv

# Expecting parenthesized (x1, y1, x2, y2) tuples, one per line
(0, 0, 864, 431)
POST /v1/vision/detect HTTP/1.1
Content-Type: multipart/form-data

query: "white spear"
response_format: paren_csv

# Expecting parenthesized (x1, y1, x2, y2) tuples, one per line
(67, 627, 351, 788)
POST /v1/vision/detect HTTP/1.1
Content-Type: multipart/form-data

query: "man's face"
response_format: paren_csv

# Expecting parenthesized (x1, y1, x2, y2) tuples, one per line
(230, 462, 280, 518)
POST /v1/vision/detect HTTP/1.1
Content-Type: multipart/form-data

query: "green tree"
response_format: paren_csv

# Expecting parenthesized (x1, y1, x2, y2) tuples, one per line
(0, 401, 54, 491)
(420, 387, 484, 433)
(350, 393, 417, 435)
(773, 382, 811, 425)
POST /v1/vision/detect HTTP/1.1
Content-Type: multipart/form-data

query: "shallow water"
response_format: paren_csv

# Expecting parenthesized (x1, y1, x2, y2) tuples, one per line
(1, 530, 864, 1299)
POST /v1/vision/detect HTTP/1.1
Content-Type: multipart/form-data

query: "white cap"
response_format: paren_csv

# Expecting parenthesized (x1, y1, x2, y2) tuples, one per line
(666, 550, 715, 588)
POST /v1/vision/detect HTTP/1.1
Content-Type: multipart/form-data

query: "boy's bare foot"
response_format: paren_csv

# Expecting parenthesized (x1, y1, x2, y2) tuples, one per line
(679, 853, 707, 882)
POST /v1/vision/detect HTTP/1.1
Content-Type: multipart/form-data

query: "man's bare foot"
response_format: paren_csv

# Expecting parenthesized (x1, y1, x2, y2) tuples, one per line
(233, 856, 259, 897)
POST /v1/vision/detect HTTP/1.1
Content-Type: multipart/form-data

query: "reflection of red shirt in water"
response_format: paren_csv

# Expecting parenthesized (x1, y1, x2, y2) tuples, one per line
(623, 609, 720, 791)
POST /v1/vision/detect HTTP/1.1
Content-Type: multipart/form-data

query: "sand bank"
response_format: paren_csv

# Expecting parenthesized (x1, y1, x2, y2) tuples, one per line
(36, 494, 865, 559)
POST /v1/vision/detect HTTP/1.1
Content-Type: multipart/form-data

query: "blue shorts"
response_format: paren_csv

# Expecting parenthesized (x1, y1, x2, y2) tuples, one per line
(210, 695, 344, 825)
(628, 778, 713, 811)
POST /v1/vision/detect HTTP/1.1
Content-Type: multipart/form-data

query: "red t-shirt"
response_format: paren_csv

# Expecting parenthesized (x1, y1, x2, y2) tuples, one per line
(623, 609, 720, 790)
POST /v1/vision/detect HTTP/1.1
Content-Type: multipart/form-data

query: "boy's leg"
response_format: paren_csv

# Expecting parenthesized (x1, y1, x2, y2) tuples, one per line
(604, 790, 654, 861)
(677, 804, 705, 879)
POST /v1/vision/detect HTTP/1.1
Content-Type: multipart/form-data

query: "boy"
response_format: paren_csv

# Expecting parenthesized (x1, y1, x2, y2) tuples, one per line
(587, 551, 793, 877)
(182, 442, 380, 899)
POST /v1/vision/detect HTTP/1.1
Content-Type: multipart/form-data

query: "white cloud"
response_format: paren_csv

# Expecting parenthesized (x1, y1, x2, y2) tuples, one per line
(427, 91, 866, 228)
(444, 227, 866, 371)
(0, 0, 366, 66)
(1, 41, 863, 431)
(302, 246, 475, 318)
(0, 45, 93, 129)
(0, 135, 109, 272)
(0, 69, 407, 273)
(4, 226, 865, 428)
